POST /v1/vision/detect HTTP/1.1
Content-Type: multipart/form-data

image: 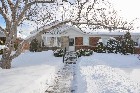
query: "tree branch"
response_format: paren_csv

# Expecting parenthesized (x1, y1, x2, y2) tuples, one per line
(0, 7, 10, 23)
(72, 21, 132, 31)
(1, 0, 8, 13)
(7, 0, 14, 12)
(17, 0, 55, 24)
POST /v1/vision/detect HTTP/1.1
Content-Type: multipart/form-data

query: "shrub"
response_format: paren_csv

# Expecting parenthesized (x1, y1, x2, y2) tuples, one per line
(106, 37, 118, 53)
(0, 49, 3, 55)
(29, 39, 42, 52)
(96, 41, 106, 53)
(76, 49, 93, 57)
(121, 32, 134, 55)
(53, 49, 64, 57)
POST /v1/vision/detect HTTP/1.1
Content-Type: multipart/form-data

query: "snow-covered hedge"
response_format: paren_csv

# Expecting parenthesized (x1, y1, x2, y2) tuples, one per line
(53, 49, 64, 57)
(95, 41, 106, 53)
(106, 37, 121, 53)
(76, 49, 93, 57)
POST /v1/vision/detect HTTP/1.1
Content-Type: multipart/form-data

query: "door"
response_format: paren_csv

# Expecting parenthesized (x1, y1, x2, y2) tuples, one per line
(61, 36, 69, 51)
(69, 38, 75, 51)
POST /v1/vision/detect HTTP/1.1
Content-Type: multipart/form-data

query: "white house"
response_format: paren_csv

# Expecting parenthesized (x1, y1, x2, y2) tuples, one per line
(30, 23, 140, 52)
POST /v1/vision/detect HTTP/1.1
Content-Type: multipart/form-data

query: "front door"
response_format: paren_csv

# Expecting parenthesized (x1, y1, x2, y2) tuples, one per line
(69, 38, 75, 51)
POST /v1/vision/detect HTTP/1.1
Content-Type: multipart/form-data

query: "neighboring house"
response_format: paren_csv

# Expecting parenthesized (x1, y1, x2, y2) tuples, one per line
(0, 30, 29, 52)
(30, 23, 140, 53)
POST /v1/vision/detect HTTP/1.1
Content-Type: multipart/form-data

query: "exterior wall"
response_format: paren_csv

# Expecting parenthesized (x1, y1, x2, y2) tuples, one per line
(75, 37, 100, 51)
(75, 37, 83, 45)
(89, 37, 101, 46)
(40, 27, 140, 53)
(134, 47, 140, 54)
(75, 46, 96, 51)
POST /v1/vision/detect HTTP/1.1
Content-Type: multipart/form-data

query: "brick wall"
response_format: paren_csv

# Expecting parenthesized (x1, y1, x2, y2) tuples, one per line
(89, 37, 101, 46)
(75, 46, 96, 51)
(134, 47, 140, 54)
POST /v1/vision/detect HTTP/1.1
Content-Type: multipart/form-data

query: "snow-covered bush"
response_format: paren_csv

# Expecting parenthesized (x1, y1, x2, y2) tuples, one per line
(96, 39, 106, 53)
(121, 32, 134, 55)
(106, 37, 118, 53)
(53, 49, 64, 57)
(76, 49, 93, 57)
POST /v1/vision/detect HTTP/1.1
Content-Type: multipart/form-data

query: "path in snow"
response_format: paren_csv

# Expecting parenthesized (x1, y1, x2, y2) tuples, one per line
(45, 64, 76, 93)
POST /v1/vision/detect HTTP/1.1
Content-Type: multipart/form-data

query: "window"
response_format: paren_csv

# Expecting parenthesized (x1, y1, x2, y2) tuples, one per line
(83, 37, 89, 45)
(69, 38, 74, 46)
(44, 37, 61, 47)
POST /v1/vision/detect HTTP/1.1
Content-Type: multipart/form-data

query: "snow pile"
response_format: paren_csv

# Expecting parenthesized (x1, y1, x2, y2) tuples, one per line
(98, 39, 102, 42)
(0, 50, 63, 93)
(77, 53, 140, 93)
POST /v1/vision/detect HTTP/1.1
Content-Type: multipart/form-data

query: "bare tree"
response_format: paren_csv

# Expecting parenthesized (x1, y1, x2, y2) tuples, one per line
(0, 0, 135, 69)
(71, 0, 134, 31)
(0, 0, 55, 69)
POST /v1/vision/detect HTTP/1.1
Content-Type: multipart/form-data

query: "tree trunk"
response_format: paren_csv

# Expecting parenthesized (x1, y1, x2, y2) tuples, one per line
(1, 59, 11, 69)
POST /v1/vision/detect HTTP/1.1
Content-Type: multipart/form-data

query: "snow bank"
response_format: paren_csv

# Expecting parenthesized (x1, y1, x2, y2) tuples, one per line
(0, 50, 63, 93)
(77, 53, 140, 93)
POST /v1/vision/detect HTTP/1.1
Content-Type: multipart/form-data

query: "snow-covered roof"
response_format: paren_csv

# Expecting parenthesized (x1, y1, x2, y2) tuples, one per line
(30, 20, 65, 34)
(98, 39, 102, 42)
(30, 20, 140, 36)
(83, 29, 140, 36)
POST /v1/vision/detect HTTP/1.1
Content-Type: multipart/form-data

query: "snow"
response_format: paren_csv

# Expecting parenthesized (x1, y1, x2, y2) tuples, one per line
(110, 37, 116, 40)
(0, 50, 63, 93)
(85, 29, 140, 36)
(1, 50, 140, 93)
(76, 53, 140, 93)
(27, 19, 70, 40)
(98, 39, 102, 42)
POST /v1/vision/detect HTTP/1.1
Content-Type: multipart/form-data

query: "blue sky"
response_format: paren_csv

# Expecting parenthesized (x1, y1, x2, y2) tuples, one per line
(0, 15, 5, 28)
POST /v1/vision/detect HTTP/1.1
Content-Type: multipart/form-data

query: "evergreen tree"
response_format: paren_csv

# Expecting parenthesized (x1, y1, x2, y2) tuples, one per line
(106, 37, 118, 53)
(121, 32, 134, 55)
(96, 39, 106, 53)
(29, 39, 39, 52)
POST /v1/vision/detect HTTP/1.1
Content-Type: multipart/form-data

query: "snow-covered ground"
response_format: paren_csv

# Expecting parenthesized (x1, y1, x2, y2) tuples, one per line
(0, 51, 63, 93)
(1, 51, 140, 93)
(76, 53, 140, 93)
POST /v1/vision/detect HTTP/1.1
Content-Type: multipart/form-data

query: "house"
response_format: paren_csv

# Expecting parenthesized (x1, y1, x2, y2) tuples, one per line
(0, 30, 29, 51)
(30, 23, 140, 53)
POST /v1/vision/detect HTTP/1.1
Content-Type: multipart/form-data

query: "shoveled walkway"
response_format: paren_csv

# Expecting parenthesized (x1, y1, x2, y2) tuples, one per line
(45, 64, 76, 93)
